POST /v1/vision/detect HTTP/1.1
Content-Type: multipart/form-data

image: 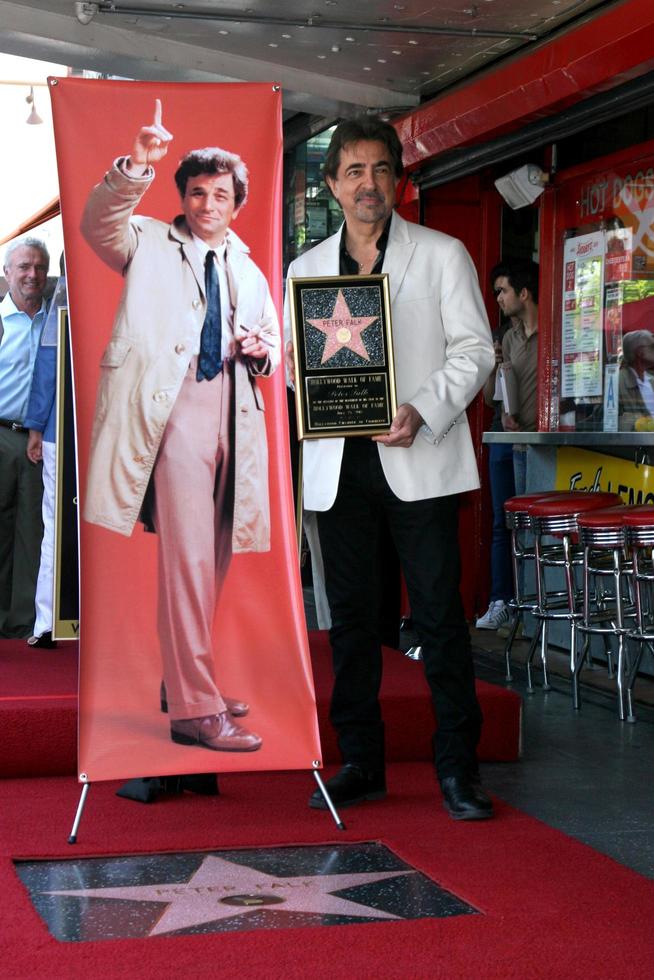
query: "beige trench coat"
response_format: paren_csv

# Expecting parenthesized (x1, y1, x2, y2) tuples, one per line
(80, 160, 280, 551)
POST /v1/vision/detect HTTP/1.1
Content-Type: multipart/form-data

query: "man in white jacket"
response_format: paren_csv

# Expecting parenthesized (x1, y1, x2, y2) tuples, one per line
(285, 118, 495, 819)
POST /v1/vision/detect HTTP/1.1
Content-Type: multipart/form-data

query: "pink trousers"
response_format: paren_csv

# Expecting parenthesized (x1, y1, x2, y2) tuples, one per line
(153, 360, 234, 720)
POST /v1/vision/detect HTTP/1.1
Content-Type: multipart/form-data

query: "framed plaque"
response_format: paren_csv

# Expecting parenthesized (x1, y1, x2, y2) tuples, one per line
(53, 307, 80, 640)
(288, 273, 397, 439)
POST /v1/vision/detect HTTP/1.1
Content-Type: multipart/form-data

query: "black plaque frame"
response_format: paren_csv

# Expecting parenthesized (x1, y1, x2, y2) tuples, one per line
(53, 307, 80, 640)
(288, 273, 397, 439)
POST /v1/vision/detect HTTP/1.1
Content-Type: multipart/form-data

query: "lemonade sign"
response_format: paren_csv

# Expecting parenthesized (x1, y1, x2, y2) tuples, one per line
(555, 447, 654, 504)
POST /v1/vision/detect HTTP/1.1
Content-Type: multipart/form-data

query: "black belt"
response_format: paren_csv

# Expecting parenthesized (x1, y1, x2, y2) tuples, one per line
(0, 418, 26, 432)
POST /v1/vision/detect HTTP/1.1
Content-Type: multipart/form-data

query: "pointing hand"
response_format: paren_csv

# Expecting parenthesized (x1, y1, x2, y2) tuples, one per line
(129, 98, 173, 171)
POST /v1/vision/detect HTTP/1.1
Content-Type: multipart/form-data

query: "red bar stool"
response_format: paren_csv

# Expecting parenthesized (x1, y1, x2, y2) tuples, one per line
(575, 505, 632, 719)
(503, 491, 590, 685)
(624, 506, 654, 720)
(526, 491, 624, 694)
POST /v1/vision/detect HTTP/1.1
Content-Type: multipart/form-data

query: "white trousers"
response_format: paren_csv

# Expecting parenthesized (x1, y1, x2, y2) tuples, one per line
(33, 440, 55, 638)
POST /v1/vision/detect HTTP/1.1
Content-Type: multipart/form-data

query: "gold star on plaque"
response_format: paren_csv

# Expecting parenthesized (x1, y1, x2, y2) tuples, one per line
(307, 289, 379, 364)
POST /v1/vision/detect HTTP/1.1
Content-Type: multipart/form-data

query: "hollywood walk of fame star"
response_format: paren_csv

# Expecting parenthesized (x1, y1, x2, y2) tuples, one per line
(46, 854, 416, 935)
(307, 289, 379, 364)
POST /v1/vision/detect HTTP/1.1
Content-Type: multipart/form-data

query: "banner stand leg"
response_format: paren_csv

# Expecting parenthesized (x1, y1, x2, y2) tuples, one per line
(66, 776, 342, 840)
(300, 443, 344, 830)
(68, 782, 90, 844)
(313, 771, 346, 831)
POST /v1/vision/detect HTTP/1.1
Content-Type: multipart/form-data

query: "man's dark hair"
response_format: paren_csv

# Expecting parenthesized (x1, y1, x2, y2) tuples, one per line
(174, 147, 249, 208)
(323, 117, 404, 182)
(491, 259, 539, 304)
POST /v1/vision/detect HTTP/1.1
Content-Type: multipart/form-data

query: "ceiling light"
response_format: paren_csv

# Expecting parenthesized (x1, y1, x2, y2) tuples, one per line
(25, 86, 43, 125)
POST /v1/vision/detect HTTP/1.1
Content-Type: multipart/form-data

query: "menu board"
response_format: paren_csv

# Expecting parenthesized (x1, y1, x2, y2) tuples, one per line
(561, 232, 605, 398)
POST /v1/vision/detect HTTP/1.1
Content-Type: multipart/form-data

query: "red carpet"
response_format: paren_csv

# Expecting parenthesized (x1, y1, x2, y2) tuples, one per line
(1, 765, 653, 978)
(0, 632, 521, 777)
(1, 636, 649, 977)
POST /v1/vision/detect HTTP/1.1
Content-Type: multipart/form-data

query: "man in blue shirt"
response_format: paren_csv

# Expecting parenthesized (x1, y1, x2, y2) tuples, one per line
(0, 237, 49, 638)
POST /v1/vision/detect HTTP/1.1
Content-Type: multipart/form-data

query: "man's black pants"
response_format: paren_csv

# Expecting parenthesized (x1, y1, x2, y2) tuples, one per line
(316, 438, 482, 780)
(0, 427, 43, 638)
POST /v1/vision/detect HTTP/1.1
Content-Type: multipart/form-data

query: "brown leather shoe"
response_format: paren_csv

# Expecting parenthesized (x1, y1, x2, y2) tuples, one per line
(223, 696, 249, 717)
(170, 712, 262, 752)
(160, 682, 249, 717)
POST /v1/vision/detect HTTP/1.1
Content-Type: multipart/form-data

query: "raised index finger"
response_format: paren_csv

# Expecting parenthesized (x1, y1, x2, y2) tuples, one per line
(153, 98, 162, 128)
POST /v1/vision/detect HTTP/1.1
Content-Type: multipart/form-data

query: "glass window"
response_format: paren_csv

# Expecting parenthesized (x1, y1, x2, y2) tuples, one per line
(553, 152, 654, 433)
(284, 127, 342, 271)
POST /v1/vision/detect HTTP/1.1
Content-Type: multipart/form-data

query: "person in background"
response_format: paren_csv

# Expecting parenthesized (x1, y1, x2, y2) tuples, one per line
(476, 297, 516, 632)
(491, 259, 539, 496)
(618, 330, 654, 431)
(24, 275, 68, 648)
(0, 237, 49, 639)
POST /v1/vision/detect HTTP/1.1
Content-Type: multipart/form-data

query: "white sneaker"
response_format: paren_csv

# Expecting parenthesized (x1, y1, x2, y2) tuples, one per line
(475, 600, 509, 630)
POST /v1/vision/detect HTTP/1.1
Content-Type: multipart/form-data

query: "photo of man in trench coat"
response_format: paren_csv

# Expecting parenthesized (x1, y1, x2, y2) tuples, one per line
(80, 100, 280, 753)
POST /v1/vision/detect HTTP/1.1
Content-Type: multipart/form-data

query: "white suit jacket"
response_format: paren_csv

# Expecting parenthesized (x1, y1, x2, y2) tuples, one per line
(284, 211, 494, 511)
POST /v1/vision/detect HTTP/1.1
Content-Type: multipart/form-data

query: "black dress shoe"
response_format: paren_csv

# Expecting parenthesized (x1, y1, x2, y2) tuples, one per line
(26, 631, 57, 649)
(440, 775, 493, 821)
(310, 764, 386, 810)
(116, 774, 220, 803)
(470, 777, 493, 810)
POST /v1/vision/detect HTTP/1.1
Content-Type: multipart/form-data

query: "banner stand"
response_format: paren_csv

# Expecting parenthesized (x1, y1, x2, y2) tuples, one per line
(67, 781, 90, 844)
(312, 771, 346, 830)
(66, 453, 346, 840)
(67, 771, 344, 843)
(50, 79, 331, 842)
(66, 421, 344, 843)
(65, 439, 346, 841)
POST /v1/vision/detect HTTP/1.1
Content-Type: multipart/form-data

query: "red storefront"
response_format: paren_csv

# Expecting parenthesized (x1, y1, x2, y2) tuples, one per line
(393, 0, 654, 618)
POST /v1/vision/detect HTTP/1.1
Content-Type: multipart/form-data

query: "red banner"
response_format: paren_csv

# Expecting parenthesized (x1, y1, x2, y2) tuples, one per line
(50, 78, 321, 781)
